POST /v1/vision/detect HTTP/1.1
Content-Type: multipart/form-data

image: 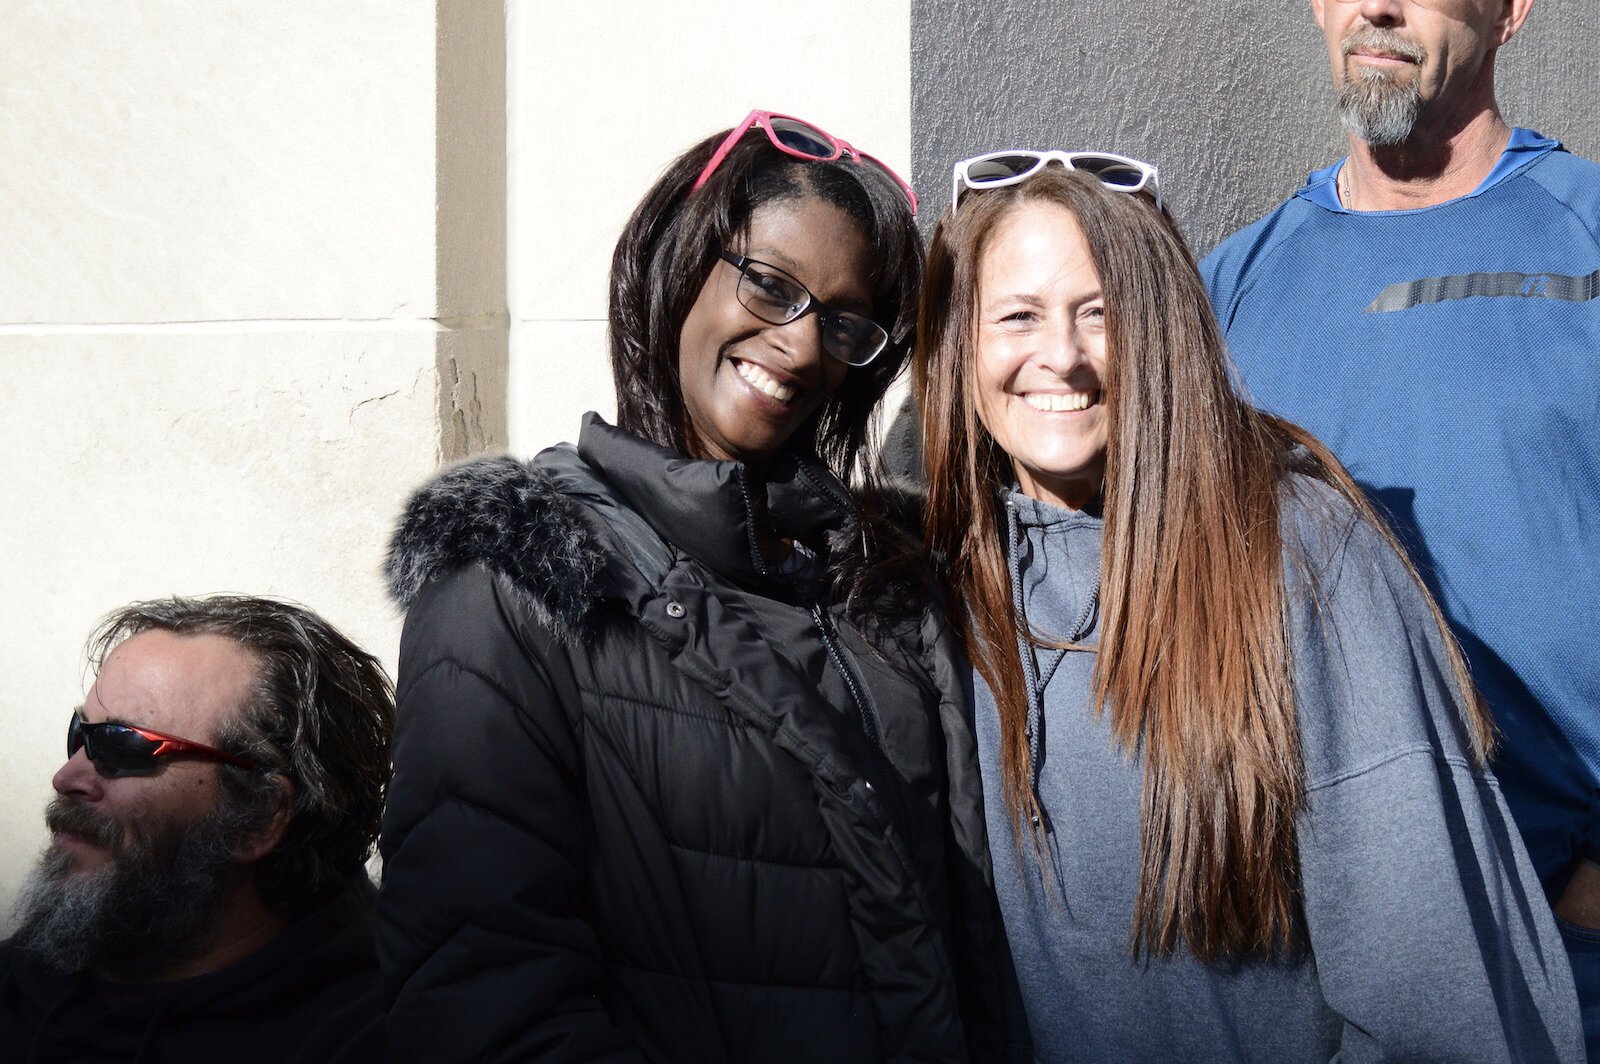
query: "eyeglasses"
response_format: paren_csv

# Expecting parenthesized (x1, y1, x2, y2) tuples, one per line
(951, 150, 1161, 217)
(68, 711, 260, 779)
(694, 109, 919, 214)
(718, 249, 890, 367)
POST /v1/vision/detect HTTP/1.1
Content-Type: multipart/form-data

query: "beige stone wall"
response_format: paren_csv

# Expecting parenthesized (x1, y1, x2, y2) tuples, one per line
(0, 0, 506, 923)
(0, 0, 910, 925)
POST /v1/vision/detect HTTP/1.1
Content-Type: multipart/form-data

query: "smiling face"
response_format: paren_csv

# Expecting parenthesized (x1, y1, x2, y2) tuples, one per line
(677, 196, 871, 464)
(972, 201, 1108, 510)
(1312, 0, 1526, 140)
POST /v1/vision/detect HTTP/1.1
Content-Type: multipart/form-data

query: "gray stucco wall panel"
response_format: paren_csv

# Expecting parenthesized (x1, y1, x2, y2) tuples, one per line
(912, 1, 1599, 255)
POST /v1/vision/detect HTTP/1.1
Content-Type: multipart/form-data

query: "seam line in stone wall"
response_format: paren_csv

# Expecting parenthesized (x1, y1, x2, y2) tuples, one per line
(0, 316, 511, 336)
(506, 0, 528, 372)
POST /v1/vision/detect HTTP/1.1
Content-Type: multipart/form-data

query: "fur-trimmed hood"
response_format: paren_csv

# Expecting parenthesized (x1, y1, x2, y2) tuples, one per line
(385, 414, 927, 646)
(386, 450, 610, 645)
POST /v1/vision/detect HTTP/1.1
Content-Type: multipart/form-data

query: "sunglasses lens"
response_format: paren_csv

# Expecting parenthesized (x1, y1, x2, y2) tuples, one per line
(767, 117, 835, 159)
(74, 720, 160, 777)
(966, 154, 1043, 186)
(1075, 157, 1147, 191)
(99, 726, 160, 775)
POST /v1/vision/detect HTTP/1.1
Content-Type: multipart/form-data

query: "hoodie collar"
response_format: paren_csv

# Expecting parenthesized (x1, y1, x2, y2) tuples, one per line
(1006, 488, 1104, 531)
(1005, 488, 1104, 644)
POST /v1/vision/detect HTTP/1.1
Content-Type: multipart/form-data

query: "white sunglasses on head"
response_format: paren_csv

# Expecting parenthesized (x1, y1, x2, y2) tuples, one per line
(950, 150, 1161, 217)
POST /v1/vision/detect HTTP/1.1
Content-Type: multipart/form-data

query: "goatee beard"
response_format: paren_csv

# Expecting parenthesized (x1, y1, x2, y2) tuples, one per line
(11, 797, 240, 981)
(1336, 26, 1426, 146)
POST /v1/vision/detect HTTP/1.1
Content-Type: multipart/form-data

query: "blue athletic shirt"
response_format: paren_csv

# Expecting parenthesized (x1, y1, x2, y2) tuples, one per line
(1202, 129, 1600, 888)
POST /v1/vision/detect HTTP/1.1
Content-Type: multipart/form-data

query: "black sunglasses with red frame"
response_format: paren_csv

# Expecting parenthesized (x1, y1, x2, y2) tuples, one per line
(68, 711, 260, 779)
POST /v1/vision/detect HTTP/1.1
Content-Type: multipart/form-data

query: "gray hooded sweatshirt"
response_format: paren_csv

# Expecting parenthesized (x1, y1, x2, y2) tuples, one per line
(975, 480, 1581, 1063)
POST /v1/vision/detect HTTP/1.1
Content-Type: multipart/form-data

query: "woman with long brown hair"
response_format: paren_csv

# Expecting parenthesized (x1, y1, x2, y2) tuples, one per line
(916, 153, 1580, 1061)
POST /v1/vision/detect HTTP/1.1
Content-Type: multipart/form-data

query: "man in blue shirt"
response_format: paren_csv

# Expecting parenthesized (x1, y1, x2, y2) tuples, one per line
(1204, 0, 1600, 1049)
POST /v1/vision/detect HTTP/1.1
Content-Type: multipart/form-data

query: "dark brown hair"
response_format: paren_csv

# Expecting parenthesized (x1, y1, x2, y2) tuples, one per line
(607, 124, 932, 613)
(606, 127, 923, 484)
(916, 167, 1490, 959)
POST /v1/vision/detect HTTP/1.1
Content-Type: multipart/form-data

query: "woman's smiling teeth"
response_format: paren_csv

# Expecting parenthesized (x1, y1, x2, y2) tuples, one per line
(735, 359, 796, 404)
(1022, 390, 1097, 412)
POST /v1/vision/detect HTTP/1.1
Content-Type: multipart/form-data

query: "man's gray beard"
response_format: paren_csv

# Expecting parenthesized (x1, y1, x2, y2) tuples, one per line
(1335, 25, 1427, 147)
(1338, 67, 1423, 146)
(10, 799, 242, 981)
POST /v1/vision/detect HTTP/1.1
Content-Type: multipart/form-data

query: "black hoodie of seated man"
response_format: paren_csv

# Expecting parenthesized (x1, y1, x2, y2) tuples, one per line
(0, 876, 381, 1064)
(0, 596, 395, 1064)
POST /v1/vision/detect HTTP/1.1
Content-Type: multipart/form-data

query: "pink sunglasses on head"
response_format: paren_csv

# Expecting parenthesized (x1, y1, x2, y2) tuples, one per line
(692, 109, 919, 214)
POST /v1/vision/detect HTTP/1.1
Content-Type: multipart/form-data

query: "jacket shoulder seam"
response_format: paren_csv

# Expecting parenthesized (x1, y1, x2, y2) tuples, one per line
(399, 651, 528, 717)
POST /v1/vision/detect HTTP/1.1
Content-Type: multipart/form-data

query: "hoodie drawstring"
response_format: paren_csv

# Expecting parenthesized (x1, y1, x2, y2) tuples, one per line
(1006, 497, 1100, 836)
(1006, 499, 1047, 828)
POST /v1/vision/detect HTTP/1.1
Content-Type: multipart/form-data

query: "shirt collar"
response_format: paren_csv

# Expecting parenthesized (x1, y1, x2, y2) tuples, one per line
(1298, 127, 1560, 214)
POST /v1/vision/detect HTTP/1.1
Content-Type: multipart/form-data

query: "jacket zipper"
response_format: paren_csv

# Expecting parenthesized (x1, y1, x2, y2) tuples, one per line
(739, 464, 913, 847)
(811, 602, 881, 748)
(810, 601, 915, 850)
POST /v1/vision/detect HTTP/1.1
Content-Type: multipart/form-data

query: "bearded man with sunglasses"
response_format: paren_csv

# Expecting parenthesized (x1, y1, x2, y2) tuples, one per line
(0, 595, 394, 1064)
(1204, 0, 1600, 1052)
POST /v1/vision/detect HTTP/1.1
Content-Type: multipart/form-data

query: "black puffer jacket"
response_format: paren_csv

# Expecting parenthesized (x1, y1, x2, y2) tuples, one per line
(379, 414, 1007, 1063)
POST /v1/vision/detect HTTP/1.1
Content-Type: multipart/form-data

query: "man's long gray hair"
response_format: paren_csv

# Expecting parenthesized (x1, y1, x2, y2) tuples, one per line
(87, 595, 395, 915)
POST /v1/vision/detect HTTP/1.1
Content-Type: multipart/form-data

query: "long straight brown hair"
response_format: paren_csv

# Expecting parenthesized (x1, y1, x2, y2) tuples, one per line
(916, 168, 1492, 960)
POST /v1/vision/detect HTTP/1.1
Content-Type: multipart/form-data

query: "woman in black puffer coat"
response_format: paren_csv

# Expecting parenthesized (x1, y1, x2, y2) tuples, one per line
(377, 113, 1012, 1063)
